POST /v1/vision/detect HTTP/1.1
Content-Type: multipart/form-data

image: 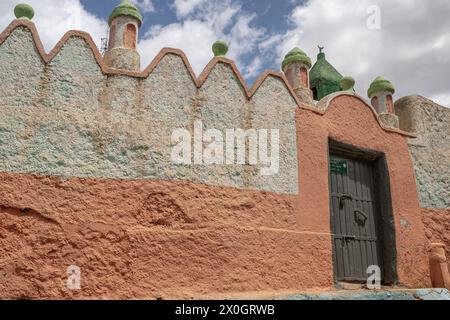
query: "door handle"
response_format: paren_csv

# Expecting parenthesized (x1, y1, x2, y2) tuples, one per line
(354, 209, 368, 223)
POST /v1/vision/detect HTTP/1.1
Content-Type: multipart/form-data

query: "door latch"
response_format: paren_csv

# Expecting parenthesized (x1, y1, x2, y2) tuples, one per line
(339, 194, 353, 208)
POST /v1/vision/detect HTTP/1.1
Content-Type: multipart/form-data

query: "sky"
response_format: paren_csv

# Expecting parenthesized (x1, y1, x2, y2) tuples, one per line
(1, 0, 449, 107)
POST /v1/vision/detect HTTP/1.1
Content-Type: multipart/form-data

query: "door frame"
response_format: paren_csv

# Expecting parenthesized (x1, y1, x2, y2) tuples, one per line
(328, 139, 398, 285)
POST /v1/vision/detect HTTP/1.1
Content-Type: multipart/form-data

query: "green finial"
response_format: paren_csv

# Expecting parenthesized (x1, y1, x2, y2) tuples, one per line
(340, 76, 355, 91)
(14, 3, 34, 20)
(212, 40, 228, 57)
(281, 47, 312, 70)
(109, 0, 143, 26)
(367, 76, 395, 97)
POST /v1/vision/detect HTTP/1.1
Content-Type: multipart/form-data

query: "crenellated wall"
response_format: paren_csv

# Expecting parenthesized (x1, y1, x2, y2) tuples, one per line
(0, 19, 443, 299)
(0, 21, 299, 195)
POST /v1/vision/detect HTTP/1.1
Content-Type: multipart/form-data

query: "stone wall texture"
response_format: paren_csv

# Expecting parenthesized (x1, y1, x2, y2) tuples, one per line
(395, 96, 450, 275)
(0, 20, 442, 299)
(395, 96, 450, 209)
(422, 208, 450, 273)
(0, 23, 298, 195)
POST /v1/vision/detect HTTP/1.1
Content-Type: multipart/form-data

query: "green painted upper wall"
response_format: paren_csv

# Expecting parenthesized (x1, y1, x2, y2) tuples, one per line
(0, 24, 299, 195)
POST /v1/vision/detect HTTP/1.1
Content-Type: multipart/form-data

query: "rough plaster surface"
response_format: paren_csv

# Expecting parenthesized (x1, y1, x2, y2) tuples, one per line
(0, 173, 333, 299)
(0, 24, 298, 195)
(103, 47, 140, 71)
(395, 95, 450, 208)
(395, 96, 450, 283)
(422, 208, 450, 272)
(378, 113, 400, 129)
(0, 21, 436, 298)
(0, 93, 432, 299)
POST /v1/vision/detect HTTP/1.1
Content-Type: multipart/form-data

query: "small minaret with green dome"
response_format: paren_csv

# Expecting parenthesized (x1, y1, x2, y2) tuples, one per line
(309, 46, 343, 101)
(104, 0, 143, 71)
(368, 76, 399, 128)
(282, 47, 313, 104)
(367, 76, 395, 113)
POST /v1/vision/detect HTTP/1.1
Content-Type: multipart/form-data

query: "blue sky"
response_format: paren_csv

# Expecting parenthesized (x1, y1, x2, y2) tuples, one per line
(83, 0, 300, 38)
(85, 0, 297, 28)
(81, 0, 306, 82)
(1, 0, 449, 106)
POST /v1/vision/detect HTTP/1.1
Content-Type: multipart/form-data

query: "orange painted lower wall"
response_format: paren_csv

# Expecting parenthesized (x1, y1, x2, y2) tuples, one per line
(0, 173, 334, 299)
(0, 95, 434, 299)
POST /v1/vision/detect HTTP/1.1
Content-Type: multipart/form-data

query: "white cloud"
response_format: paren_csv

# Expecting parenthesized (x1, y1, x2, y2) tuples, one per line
(242, 56, 262, 79)
(173, 0, 208, 18)
(1, 0, 448, 107)
(139, 20, 217, 75)
(430, 93, 450, 108)
(138, 0, 266, 77)
(275, 0, 450, 107)
(0, 0, 108, 51)
(131, 0, 155, 14)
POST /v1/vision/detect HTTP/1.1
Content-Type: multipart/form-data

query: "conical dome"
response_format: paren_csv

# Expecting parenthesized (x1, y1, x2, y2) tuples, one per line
(109, 0, 143, 26)
(309, 50, 343, 100)
(310, 52, 342, 89)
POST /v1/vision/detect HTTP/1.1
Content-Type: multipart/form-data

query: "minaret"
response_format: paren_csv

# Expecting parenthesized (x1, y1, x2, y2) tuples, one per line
(282, 47, 313, 104)
(368, 76, 399, 128)
(104, 0, 143, 71)
(309, 47, 343, 101)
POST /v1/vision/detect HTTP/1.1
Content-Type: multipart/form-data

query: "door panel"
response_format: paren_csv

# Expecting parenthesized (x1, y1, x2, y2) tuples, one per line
(330, 154, 382, 282)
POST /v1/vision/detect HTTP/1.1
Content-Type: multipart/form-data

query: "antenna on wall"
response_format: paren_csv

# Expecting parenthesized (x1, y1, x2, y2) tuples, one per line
(100, 37, 108, 55)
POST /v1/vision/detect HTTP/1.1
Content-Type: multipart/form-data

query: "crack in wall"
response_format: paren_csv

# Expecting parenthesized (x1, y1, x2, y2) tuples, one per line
(0, 205, 60, 226)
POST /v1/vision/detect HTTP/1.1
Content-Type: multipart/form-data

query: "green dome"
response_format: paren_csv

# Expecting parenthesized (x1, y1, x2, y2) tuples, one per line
(14, 4, 34, 20)
(309, 51, 343, 100)
(340, 76, 355, 91)
(212, 40, 228, 57)
(367, 76, 395, 97)
(281, 47, 312, 70)
(310, 52, 343, 89)
(109, 0, 143, 26)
